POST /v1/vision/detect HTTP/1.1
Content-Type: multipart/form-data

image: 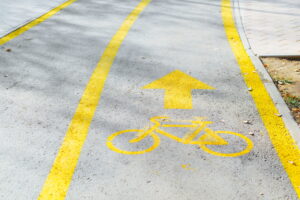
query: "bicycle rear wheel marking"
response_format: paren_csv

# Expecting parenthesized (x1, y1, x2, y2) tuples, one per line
(106, 129, 161, 155)
(199, 131, 254, 157)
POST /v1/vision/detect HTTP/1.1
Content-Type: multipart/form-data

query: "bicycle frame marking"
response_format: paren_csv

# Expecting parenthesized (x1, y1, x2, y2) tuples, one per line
(106, 116, 254, 157)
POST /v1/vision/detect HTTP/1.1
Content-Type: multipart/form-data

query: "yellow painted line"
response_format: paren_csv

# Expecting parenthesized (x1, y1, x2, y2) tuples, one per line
(0, 0, 77, 45)
(143, 70, 215, 109)
(222, 0, 300, 197)
(37, 0, 151, 199)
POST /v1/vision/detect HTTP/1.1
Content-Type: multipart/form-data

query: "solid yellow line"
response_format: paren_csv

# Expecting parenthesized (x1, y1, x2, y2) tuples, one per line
(222, 0, 300, 197)
(37, 0, 151, 199)
(0, 0, 77, 45)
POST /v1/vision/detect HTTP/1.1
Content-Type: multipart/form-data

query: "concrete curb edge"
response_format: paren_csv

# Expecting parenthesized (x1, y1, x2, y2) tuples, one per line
(233, 0, 300, 148)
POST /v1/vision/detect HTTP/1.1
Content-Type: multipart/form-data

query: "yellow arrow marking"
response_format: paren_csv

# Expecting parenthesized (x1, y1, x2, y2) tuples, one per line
(143, 70, 215, 109)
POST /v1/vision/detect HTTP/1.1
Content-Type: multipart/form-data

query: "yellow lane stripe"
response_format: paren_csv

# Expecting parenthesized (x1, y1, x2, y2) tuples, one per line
(37, 0, 151, 199)
(222, 0, 300, 197)
(0, 0, 77, 45)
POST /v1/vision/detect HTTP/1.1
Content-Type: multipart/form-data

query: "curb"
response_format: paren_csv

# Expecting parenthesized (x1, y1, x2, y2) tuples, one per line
(233, 0, 300, 148)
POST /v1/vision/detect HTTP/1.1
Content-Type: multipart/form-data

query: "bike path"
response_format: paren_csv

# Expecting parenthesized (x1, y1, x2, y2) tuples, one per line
(0, 0, 140, 199)
(59, 0, 297, 199)
(0, 0, 299, 199)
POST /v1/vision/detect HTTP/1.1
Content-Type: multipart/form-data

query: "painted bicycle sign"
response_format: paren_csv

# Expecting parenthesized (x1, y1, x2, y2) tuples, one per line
(106, 116, 253, 157)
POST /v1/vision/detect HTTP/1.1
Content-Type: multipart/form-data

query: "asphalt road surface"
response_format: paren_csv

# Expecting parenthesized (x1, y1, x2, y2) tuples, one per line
(0, 0, 299, 199)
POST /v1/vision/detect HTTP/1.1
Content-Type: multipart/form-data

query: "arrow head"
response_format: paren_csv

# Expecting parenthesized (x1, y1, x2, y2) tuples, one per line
(143, 70, 215, 90)
(142, 70, 215, 109)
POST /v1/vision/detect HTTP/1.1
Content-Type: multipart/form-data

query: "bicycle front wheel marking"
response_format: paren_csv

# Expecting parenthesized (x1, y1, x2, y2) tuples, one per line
(106, 129, 160, 155)
(199, 131, 254, 157)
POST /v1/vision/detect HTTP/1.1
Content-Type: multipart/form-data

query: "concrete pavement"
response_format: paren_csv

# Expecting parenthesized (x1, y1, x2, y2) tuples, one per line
(0, 0, 299, 199)
(236, 0, 300, 56)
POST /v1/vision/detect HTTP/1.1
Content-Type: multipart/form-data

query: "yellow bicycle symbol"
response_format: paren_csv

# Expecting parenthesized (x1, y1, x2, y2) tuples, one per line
(106, 116, 253, 157)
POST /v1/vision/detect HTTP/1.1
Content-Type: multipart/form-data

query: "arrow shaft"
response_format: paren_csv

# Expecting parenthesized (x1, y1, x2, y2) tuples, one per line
(164, 89, 193, 109)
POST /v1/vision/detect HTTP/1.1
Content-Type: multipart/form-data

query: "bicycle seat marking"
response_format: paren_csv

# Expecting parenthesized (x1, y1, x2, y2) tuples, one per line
(106, 116, 254, 157)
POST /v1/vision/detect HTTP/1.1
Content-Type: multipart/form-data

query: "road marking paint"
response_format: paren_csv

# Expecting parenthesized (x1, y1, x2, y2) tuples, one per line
(106, 116, 253, 157)
(222, 0, 300, 197)
(107, 129, 161, 155)
(181, 164, 195, 170)
(0, 0, 77, 45)
(37, 0, 152, 199)
(143, 70, 215, 109)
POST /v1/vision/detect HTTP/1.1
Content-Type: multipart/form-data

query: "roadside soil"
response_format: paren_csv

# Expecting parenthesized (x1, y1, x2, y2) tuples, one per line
(260, 57, 300, 125)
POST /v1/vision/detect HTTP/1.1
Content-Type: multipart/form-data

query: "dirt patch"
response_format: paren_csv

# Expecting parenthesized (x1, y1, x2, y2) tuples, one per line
(261, 57, 300, 125)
